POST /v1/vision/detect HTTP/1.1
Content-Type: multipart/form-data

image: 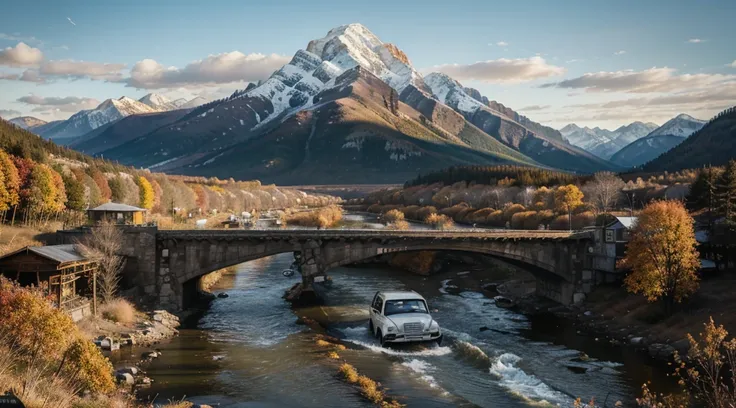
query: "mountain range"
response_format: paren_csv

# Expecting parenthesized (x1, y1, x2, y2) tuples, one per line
(560, 121, 659, 160)
(609, 114, 706, 168)
(642, 108, 736, 171)
(13, 93, 205, 142)
(59, 23, 619, 184)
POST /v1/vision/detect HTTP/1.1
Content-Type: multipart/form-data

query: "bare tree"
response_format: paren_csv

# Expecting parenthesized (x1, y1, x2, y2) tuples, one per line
(76, 222, 126, 302)
(584, 172, 625, 218)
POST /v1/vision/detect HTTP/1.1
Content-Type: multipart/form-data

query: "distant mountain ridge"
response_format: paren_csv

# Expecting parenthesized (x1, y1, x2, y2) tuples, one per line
(560, 121, 659, 159)
(610, 114, 706, 168)
(642, 107, 736, 171)
(31, 93, 206, 142)
(8, 116, 47, 130)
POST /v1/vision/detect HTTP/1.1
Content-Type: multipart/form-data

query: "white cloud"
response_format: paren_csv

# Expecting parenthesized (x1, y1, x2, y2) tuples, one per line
(730, 60, 736, 68)
(428, 56, 565, 84)
(540, 67, 736, 93)
(0, 42, 44, 67)
(519, 105, 550, 111)
(17, 94, 100, 113)
(614, 50, 626, 55)
(687, 38, 705, 43)
(0, 33, 41, 45)
(126, 51, 290, 89)
(39, 60, 125, 81)
(496, 41, 509, 47)
(0, 109, 21, 119)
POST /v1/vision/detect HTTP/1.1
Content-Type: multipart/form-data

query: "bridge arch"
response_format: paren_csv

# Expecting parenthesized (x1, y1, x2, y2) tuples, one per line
(152, 230, 593, 310)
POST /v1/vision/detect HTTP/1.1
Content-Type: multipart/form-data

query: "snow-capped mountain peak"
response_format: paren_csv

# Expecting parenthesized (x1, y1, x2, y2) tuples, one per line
(424, 72, 484, 115)
(8, 116, 47, 130)
(139, 93, 173, 109)
(648, 113, 706, 137)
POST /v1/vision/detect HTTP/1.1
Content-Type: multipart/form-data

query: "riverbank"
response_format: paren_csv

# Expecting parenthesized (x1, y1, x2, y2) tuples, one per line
(511, 270, 736, 368)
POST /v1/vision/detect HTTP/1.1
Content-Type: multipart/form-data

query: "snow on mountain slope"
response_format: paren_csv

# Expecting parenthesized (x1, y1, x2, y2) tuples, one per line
(139, 93, 180, 111)
(561, 126, 615, 151)
(611, 121, 659, 146)
(180, 97, 207, 109)
(647, 114, 705, 137)
(424, 72, 484, 115)
(8, 116, 47, 130)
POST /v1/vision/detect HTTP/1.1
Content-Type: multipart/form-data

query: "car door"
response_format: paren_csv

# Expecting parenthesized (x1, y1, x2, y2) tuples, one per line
(370, 294, 384, 334)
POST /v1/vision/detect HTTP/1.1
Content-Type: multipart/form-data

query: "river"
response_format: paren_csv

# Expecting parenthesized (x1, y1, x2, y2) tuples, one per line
(110, 213, 673, 407)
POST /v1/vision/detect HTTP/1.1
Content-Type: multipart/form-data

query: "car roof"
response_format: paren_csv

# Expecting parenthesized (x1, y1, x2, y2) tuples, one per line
(378, 290, 425, 301)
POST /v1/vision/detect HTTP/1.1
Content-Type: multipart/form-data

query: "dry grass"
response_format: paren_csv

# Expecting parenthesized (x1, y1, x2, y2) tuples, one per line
(357, 375, 385, 404)
(382, 209, 405, 224)
(327, 351, 340, 359)
(387, 220, 410, 230)
(287, 205, 343, 228)
(0, 225, 44, 255)
(316, 338, 346, 350)
(339, 363, 360, 383)
(99, 298, 136, 324)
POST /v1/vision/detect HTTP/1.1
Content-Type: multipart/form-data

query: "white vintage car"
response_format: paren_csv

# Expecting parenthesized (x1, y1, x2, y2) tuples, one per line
(369, 290, 442, 346)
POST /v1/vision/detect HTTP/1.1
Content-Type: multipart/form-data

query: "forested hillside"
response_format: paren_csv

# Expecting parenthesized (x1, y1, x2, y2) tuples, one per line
(0, 119, 338, 228)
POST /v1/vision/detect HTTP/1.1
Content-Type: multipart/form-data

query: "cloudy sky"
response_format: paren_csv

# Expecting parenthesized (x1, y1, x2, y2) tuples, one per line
(0, 0, 734, 129)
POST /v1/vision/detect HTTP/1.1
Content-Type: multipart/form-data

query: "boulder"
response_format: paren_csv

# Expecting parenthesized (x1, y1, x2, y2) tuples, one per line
(630, 337, 646, 346)
(142, 351, 159, 359)
(115, 372, 135, 385)
(217, 293, 229, 298)
(648, 343, 676, 360)
(117, 366, 139, 376)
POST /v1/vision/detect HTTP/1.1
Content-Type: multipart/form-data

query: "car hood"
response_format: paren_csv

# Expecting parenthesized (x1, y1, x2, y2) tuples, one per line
(385, 313, 433, 328)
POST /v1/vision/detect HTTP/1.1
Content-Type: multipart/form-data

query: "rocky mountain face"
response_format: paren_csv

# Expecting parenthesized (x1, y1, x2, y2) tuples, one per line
(610, 114, 706, 168)
(423, 72, 615, 173)
(643, 108, 736, 171)
(8, 116, 47, 130)
(561, 121, 659, 160)
(77, 23, 619, 183)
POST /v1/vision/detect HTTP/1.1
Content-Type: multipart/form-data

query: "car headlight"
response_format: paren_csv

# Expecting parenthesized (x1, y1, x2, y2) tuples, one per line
(387, 325, 395, 332)
(430, 320, 439, 330)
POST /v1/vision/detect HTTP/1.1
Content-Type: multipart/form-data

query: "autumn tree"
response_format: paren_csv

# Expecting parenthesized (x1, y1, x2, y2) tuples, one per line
(687, 166, 723, 230)
(621, 200, 700, 313)
(76, 222, 126, 302)
(584, 172, 624, 218)
(0, 149, 20, 216)
(554, 184, 584, 230)
(137, 176, 154, 210)
(716, 159, 736, 223)
(62, 173, 86, 211)
(89, 168, 111, 202)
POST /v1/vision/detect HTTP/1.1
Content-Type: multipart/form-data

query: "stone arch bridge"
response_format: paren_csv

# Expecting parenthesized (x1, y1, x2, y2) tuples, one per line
(58, 228, 605, 311)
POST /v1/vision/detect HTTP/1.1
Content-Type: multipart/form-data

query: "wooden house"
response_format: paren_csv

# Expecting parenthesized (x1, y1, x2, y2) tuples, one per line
(88, 202, 146, 225)
(0, 245, 98, 321)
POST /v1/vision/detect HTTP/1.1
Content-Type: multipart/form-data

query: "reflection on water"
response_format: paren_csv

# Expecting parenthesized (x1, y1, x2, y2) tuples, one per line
(131, 250, 670, 408)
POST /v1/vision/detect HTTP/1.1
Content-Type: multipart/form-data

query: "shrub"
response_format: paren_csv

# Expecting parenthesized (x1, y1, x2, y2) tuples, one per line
(387, 220, 410, 230)
(486, 210, 506, 227)
(502, 203, 526, 220)
(62, 336, 115, 393)
(425, 213, 454, 230)
(402, 205, 421, 220)
(383, 209, 405, 224)
(466, 208, 494, 224)
(99, 298, 136, 324)
(287, 205, 343, 228)
(415, 206, 437, 222)
(327, 351, 340, 359)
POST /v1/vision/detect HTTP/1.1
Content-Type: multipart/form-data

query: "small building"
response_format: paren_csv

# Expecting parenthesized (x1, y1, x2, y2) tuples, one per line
(88, 202, 146, 225)
(0, 245, 98, 321)
(604, 216, 638, 259)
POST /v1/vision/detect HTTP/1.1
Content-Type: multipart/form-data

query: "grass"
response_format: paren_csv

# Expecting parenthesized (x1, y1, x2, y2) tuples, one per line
(287, 205, 343, 228)
(316, 338, 347, 351)
(99, 298, 136, 324)
(336, 363, 405, 407)
(327, 351, 340, 359)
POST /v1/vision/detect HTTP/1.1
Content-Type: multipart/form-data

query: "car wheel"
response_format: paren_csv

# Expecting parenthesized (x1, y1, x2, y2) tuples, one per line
(376, 329, 385, 346)
(435, 335, 443, 346)
(368, 319, 374, 334)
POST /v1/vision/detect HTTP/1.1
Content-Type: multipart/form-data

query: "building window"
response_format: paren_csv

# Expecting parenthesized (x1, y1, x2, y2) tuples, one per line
(605, 229, 615, 242)
(622, 229, 630, 241)
(117, 212, 123, 221)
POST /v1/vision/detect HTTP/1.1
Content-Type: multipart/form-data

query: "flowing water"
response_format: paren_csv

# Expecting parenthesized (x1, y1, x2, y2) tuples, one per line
(120, 250, 672, 408)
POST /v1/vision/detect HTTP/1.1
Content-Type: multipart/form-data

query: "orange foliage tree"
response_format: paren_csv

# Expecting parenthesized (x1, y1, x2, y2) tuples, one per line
(621, 200, 700, 313)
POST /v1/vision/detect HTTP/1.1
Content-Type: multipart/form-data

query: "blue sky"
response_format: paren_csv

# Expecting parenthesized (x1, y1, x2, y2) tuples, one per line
(1, 0, 735, 128)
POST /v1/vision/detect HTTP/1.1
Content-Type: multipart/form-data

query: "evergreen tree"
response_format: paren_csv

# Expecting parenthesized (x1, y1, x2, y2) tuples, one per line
(716, 160, 736, 223)
(108, 176, 125, 203)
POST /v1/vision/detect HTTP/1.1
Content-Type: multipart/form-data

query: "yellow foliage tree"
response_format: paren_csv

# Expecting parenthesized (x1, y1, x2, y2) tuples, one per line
(554, 184, 584, 213)
(621, 200, 700, 313)
(137, 176, 154, 210)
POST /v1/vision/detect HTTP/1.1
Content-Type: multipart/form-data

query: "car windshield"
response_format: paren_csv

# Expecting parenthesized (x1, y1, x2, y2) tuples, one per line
(383, 299, 428, 316)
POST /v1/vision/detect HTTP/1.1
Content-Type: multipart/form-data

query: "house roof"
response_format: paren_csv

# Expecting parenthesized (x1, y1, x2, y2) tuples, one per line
(0, 244, 87, 265)
(89, 202, 146, 212)
(608, 216, 638, 229)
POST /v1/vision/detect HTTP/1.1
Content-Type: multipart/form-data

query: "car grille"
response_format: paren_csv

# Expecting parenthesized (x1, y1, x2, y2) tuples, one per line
(403, 322, 423, 334)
